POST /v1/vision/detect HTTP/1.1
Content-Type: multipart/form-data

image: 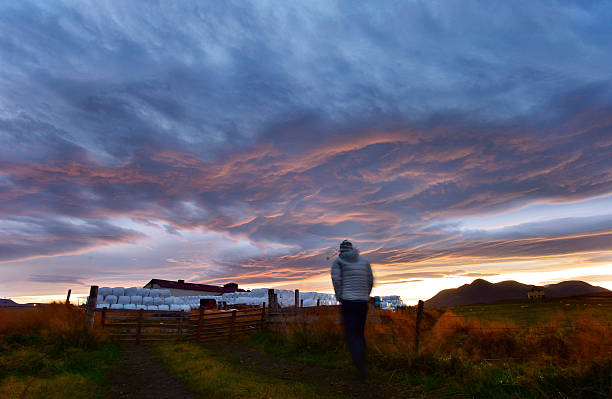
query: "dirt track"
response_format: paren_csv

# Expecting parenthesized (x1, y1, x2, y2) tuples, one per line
(109, 344, 195, 399)
(109, 343, 452, 399)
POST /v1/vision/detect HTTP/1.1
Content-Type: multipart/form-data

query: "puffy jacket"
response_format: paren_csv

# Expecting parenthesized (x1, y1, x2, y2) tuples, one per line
(331, 249, 373, 301)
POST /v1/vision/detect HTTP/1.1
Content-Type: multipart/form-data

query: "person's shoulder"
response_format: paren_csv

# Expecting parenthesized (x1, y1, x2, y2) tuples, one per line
(358, 255, 370, 263)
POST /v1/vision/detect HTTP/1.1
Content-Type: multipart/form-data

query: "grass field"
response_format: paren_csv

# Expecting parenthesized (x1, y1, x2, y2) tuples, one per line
(445, 293, 612, 327)
(241, 293, 612, 398)
(1, 295, 610, 398)
(0, 304, 119, 399)
(150, 294, 612, 398)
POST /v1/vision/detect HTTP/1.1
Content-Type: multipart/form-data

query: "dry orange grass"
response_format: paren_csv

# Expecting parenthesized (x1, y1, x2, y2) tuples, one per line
(423, 309, 612, 365)
(277, 307, 612, 367)
(0, 303, 107, 349)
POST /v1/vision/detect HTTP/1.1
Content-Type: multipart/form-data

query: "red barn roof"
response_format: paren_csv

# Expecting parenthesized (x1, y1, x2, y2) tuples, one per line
(144, 279, 245, 294)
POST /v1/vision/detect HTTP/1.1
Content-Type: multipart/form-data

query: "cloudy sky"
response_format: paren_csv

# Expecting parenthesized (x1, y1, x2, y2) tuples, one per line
(1, 1, 611, 304)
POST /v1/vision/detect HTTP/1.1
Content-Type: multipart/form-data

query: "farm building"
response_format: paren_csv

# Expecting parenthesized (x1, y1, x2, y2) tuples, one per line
(144, 279, 246, 297)
(527, 286, 545, 300)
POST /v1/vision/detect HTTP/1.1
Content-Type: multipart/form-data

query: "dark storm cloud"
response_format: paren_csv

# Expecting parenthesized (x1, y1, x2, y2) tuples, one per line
(0, 1, 611, 281)
(0, 216, 145, 262)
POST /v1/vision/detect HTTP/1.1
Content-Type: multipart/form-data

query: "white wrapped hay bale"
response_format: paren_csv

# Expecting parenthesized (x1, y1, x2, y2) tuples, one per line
(125, 287, 138, 296)
(124, 304, 136, 310)
(250, 288, 268, 296)
(153, 297, 165, 306)
(183, 304, 192, 312)
(158, 304, 169, 311)
(96, 303, 109, 309)
(235, 297, 253, 305)
(97, 294, 104, 303)
(303, 298, 316, 307)
(130, 295, 142, 304)
(164, 297, 175, 305)
(147, 305, 158, 311)
(142, 297, 154, 306)
(99, 287, 112, 296)
(104, 295, 118, 304)
(118, 296, 131, 305)
(112, 287, 125, 296)
(136, 304, 147, 310)
(142, 288, 150, 296)
(110, 303, 124, 309)
(160, 289, 171, 298)
(302, 292, 316, 301)
(149, 289, 161, 297)
(169, 304, 183, 311)
(135, 288, 145, 296)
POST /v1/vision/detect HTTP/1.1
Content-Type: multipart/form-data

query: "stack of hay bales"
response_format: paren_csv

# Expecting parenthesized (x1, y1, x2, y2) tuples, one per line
(95, 287, 187, 311)
(94, 286, 346, 311)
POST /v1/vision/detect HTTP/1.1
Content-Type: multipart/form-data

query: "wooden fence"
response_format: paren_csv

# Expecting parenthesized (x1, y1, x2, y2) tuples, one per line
(87, 286, 343, 344)
(97, 307, 266, 343)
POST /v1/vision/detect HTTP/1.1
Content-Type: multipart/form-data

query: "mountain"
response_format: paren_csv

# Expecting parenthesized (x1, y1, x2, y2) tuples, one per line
(424, 279, 609, 308)
(0, 298, 18, 307)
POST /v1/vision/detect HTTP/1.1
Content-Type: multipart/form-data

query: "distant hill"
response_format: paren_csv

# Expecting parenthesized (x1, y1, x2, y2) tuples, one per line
(0, 298, 18, 307)
(424, 279, 610, 308)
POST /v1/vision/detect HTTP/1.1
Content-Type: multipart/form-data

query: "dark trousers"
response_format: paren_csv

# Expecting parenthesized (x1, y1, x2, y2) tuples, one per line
(341, 300, 368, 375)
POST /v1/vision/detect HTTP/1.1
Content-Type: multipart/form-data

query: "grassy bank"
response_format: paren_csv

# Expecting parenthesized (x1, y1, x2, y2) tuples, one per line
(0, 304, 119, 399)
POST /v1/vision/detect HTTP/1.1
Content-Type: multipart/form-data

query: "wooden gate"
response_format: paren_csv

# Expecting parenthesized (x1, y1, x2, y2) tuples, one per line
(98, 307, 266, 343)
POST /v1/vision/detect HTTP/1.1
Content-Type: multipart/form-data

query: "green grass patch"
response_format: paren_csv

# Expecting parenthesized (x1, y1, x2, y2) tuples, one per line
(240, 329, 612, 398)
(0, 341, 119, 399)
(0, 304, 119, 399)
(241, 328, 352, 370)
(241, 330, 448, 394)
(152, 341, 343, 399)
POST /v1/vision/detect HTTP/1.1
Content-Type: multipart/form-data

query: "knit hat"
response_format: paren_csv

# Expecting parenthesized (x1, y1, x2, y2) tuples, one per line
(339, 240, 353, 252)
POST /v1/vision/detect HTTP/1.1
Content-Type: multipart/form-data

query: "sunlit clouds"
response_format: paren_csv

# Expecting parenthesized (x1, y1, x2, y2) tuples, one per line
(1, 1, 611, 303)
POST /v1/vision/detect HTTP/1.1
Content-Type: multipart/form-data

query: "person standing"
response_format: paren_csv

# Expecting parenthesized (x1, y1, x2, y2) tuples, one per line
(331, 240, 374, 379)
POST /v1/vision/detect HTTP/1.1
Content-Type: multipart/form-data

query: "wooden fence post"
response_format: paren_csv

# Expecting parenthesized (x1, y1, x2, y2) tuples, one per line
(178, 310, 184, 340)
(230, 309, 237, 341)
(414, 300, 424, 355)
(65, 289, 71, 305)
(197, 301, 205, 343)
(300, 299, 304, 308)
(101, 309, 106, 330)
(268, 289, 275, 312)
(85, 285, 98, 328)
(136, 308, 144, 344)
(317, 298, 320, 307)
(260, 302, 266, 331)
(294, 289, 299, 310)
